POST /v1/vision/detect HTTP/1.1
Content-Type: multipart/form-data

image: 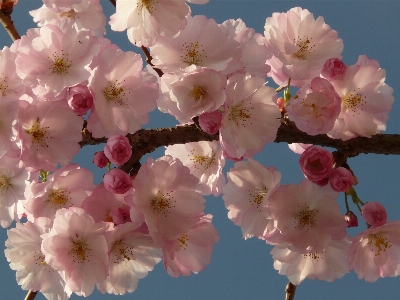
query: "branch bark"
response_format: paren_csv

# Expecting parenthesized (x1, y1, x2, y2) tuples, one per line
(0, 8, 20, 41)
(285, 282, 297, 300)
(24, 290, 37, 300)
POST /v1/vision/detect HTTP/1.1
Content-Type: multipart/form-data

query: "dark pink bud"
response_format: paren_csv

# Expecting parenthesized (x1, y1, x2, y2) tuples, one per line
(103, 168, 132, 194)
(362, 202, 387, 226)
(93, 151, 109, 168)
(67, 84, 93, 116)
(321, 58, 347, 80)
(104, 135, 132, 166)
(344, 211, 358, 228)
(329, 167, 353, 192)
(299, 145, 333, 185)
(199, 110, 223, 135)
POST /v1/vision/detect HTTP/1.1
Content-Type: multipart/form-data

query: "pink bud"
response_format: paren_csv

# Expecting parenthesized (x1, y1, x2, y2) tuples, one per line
(198, 110, 223, 135)
(104, 135, 132, 166)
(67, 84, 93, 116)
(321, 58, 347, 80)
(329, 167, 353, 192)
(103, 168, 132, 194)
(299, 145, 333, 185)
(344, 211, 358, 227)
(362, 202, 387, 226)
(93, 151, 109, 168)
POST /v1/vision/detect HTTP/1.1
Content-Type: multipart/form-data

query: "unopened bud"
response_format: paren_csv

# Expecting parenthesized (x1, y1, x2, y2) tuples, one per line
(345, 211, 358, 228)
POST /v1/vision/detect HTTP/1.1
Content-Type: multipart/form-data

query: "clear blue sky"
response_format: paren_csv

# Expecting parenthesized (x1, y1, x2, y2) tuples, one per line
(1, 1, 400, 299)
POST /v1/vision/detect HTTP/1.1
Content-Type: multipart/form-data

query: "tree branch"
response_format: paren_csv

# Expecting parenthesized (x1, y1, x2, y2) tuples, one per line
(24, 290, 37, 300)
(0, 7, 20, 41)
(285, 282, 297, 300)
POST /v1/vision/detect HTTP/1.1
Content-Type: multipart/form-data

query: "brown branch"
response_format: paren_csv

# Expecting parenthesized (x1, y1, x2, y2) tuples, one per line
(285, 282, 297, 300)
(24, 290, 37, 300)
(0, 7, 20, 41)
(141, 46, 164, 77)
(80, 119, 400, 173)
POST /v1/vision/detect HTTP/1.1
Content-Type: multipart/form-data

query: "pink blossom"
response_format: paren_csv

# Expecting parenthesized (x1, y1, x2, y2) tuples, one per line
(344, 211, 358, 228)
(321, 58, 347, 80)
(87, 49, 158, 137)
(198, 110, 223, 135)
(24, 164, 95, 222)
(165, 141, 226, 196)
(5, 220, 68, 300)
(93, 151, 109, 168)
(264, 7, 343, 81)
(286, 77, 341, 135)
(167, 67, 226, 122)
(15, 20, 99, 96)
(271, 238, 350, 285)
(104, 135, 132, 166)
(348, 221, 400, 282)
(17, 100, 84, 171)
(162, 215, 219, 277)
(150, 15, 241, 75)
(288, 143, 312, 154)
(41, 207, 109, 296)
(103, 168, 132, 194)
(299, 145, 333, 185)
(110, 0, 208, 47)
(222, 159, 281, 239)
(81, 183, 132, 224)
(329, 167, 352, 192)
(67, 83, 93, 116)
(30, 0, 106, 37)
(97, 222, 162, 295)
(220, 74, 281, 160)
(328, 55, 394, 140)
(268, 180, 346, 253)
(361, 202, 387, 226)
(132, 156, 205, 245)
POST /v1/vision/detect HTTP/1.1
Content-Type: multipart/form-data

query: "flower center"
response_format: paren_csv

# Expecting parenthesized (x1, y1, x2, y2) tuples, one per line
(367, 233, 392, 256)
(151, 191, 174, 216)
(303, 251, 325, 260)
(0, 173, 10, 195)
(293, 36, 315, 60)
(190, 85, 207, 101)
(26, 119, 50, 148)
(50, 52, 71, 74)
(47, 189, 70, 208)
(249, 187, 268, 210)
(60, 9, 75, 18)
(182, 42, 205, 66)
(0, 77, 9, 97)
(295, 208, 318, 229)
(69, 239, 90, 262)
(103, 81, 128, 105)
(137, 0, 157, 13)
(342, 90, 366, 114)
(178, 233, 189, 250)
(190, 151, 215, 170)
(228, 101, 253, 126)
(112, 240, 135, 263)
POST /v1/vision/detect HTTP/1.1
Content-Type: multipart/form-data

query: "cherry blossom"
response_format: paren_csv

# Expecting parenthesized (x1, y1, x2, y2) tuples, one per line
(327, 55, 394, 140)
(299, 145, 333, 185)
(286, 77, 341, 135)
(220, 74, 281, 160)
(198, 110, 223, 135)
(132, 156, 205, 245)
(361, 202, 387, 227)
(264, 7, 344, 81)
(271, 238, 351, 285)
(97, 222, 162, 295)
(104, 135, 132, 166)
(165, 141, 225, 196)
(162, 215, 219, 277)
(150, 15, 241, 75)
(348, 221, 400, 282)
(41, 207, 109, 296)
(5, 220, 69, 300)
(329, 167, 353, 192)
(103, 168, 132, 194)
(268, 180, 347, 253)
(93, 151, 109, 168)
(222, 158, 281, 239)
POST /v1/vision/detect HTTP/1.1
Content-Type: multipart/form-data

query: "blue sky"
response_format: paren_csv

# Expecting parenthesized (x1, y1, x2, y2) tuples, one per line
(1, 1, 400, 299)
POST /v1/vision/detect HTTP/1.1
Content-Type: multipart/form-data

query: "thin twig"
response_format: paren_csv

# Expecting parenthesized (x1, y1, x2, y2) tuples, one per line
(141, 46, 164, 77)
(285, 282, 297, 300)
(24, 290, 37, 300)
(0, 8, 20, 41)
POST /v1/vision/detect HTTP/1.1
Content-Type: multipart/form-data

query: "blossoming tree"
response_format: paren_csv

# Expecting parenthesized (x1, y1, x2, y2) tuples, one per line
(1, 1, 400, 299)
